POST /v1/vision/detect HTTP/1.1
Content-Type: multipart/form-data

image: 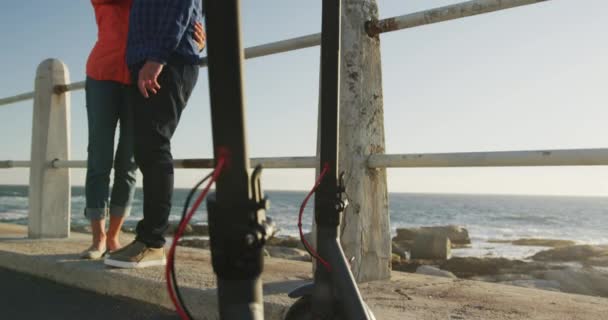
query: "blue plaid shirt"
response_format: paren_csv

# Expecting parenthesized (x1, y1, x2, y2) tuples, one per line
(126, 0, 203, 67)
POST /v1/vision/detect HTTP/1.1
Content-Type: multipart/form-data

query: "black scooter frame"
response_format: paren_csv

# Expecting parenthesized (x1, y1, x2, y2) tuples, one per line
(204, 1, 271, 319)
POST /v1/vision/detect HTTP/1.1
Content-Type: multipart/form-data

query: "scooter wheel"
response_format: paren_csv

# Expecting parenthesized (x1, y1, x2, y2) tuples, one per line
(285, 296, 342, 320)
(284, 296, 375, 320)
(285, 296, 315, 320)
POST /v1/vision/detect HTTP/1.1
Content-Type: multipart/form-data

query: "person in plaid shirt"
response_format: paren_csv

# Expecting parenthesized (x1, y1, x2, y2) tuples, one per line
(105, 0, 205, 269)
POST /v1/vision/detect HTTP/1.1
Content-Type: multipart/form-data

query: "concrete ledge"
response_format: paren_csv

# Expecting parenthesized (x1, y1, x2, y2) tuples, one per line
(1, 223, 607, 320)
(0, 224, 305, 319)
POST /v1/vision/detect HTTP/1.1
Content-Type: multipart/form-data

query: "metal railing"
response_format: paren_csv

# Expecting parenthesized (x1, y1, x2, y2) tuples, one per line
(0, 0, 566, 278)
(0, 0, 561, 172)
(5, 148, 608, 170)
(1, 0, 548, 104)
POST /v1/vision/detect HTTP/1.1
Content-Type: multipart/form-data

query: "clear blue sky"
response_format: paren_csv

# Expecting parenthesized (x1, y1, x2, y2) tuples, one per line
(1, 0, 607, 195)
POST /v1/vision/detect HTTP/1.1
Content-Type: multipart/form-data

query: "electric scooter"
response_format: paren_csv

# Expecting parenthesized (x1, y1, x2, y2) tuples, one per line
(285, 0, 375, 319)
(199, 0, 375, 318)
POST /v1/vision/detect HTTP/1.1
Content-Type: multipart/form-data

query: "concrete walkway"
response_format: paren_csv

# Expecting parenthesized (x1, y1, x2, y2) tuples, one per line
(0, 223, 606, 319)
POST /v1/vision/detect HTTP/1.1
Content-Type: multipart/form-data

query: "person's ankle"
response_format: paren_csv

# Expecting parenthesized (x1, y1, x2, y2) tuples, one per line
(106, 237, 122, 251)
(93, 234, 107, 250)
(107, 229, 121, 240)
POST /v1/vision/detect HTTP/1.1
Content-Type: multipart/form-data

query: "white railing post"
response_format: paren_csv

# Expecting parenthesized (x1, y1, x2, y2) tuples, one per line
(339, 0, 390, 282)
(28, 59, 71, 239)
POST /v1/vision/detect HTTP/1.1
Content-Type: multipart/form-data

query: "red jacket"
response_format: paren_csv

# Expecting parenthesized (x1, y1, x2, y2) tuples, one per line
(86, 0, 133, 84)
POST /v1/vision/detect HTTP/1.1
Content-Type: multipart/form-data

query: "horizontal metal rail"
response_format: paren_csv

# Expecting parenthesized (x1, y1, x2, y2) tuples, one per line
(0, 160, 31, 168)
(5, 148, 608, 170)
(0, 92, 35, 107)
(198, 33, 321, 68)
(368, 149, 608, 168)
(50, 156, 318, 169)
(366, 0, 549, 36)
(0, 0, 550, 104)
(53, 81, 85, 95)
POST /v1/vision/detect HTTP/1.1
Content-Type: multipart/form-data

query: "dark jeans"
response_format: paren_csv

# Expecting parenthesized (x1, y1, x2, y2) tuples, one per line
(84, 77, 137, 221)
(130, 61, 199, 248)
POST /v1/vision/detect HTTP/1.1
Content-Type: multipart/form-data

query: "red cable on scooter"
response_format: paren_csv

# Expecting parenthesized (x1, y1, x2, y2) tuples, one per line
(298, 162, 332, 272)
(166, 156, 227, 320)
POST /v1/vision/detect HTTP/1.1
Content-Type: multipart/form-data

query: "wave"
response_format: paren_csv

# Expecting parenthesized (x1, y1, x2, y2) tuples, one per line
(0, 195, 28, 203)
(0, 211, 28, 222)
(71, 196, 86, 203)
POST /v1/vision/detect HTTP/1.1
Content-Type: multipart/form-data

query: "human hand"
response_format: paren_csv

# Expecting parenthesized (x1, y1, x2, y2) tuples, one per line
(137, 61, 164, 98)
(194, 21, 206, 51)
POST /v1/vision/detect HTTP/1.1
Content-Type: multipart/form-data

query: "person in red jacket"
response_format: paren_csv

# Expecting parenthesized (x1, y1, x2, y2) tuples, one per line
(81, 0, 205, 259)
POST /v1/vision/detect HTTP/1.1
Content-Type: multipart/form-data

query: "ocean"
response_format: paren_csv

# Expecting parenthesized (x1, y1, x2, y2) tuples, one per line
(2, 185, 607, 259)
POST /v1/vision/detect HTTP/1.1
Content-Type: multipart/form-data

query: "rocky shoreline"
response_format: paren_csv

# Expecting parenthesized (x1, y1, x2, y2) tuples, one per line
(71, 223, 608, 298)
(389, 225, 608, 298)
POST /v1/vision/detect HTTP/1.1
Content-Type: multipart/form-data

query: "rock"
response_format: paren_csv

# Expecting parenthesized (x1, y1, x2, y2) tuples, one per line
(395, 228, 418, 241)
(530, 245, 608, 262)
(416, 265, 457, 279)
(392, 240, 411, 259)
(123, 223, 203, 236)
(265, 246, 311, 262)
(585, 256, 608, 267)
(392, 253, 402, 262)
(177, 238, 209, 249)
(121, 225, 135, 233)
(487, 239, 513, 244)
(392, 258, 446, 273)
(166, 223, 193, 236)
(190, 224, 209, 236)
(511, 238, 576, 248)
(391, 254, 404, 270)
(451, 243, 472, 249)
(487, 238, 576, 248)
(170, 222, 269, 237)
(71, 225, 91, 234)
(265, 217, 279, 239)
(439, 257, 551, 278)
(266, 236, 301, 248)
(301, 232, 313, 250)
(541, 267, 608, 297)
(500, 279, 562, 292)
(411, 234, 451, 260)
(391, 258, 418, 273)
(265, 232, 313, 250)
(395, 225, 471, 245)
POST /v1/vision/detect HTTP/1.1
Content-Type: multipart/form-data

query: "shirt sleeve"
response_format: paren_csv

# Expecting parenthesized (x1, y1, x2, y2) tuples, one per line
(146, 0, 196, 64)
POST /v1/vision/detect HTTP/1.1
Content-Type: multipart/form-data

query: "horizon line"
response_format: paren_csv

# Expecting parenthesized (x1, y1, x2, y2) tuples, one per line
(1, 184, 607, 199)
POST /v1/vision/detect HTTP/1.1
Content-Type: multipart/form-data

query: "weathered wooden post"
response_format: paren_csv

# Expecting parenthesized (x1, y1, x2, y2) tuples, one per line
(338, 0, 390, 282)
(28, 59, 71, 238)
